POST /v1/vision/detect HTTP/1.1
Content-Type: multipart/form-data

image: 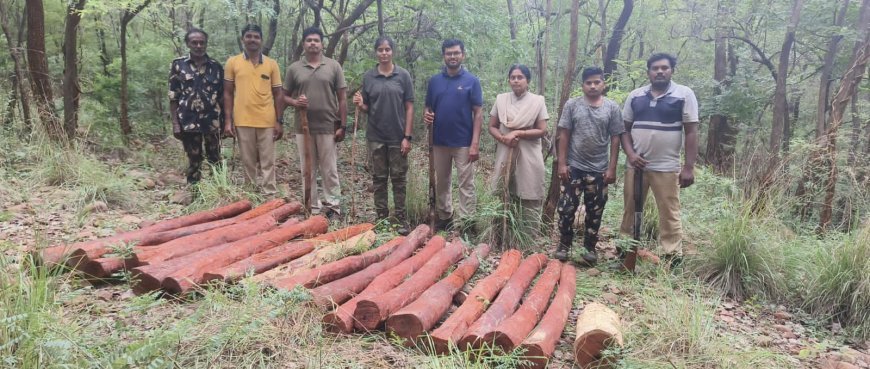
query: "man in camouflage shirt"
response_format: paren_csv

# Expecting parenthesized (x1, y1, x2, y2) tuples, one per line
(169, 28, 224, 184)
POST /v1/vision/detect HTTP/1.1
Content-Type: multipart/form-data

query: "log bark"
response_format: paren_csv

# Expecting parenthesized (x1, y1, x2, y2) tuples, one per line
(353, 239, 469, 331)
(573, 302, 624, 368)
(428, 249, 523, 354)
(40, 200, 252, 267)
(79, 219, 303, 280)
(258, 226, 384, 284)
(152, 216, 329, 295)
(519, 264, 577, 369)
(322, 234, 445, 334)
(132, 203, 299, 266)
(457, 253, 548, 350)
(268, 229, 400, 289)
(385, 244, 491, 344)
(205, 229, 375, 284)
(483, 260, 563, 352)
(311, 226, 430, 307)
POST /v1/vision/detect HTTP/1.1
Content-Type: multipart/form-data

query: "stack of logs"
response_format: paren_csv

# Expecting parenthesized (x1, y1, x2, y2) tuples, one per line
(37, 200, 624, 368)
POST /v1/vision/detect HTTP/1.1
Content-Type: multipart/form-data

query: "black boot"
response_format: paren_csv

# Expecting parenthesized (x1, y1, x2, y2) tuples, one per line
(579, 246, 598, 266)
(554, 242, 570, 261)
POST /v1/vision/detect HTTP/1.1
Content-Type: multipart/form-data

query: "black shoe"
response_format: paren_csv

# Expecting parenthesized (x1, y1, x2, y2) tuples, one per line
(579, 249, 598, 266)
(395, 217, 410, 236)
(554, 243, 570, 261)
(435, 217, 453, 232)
(324, 209, 342, 222)
(663, 254, 683, 270)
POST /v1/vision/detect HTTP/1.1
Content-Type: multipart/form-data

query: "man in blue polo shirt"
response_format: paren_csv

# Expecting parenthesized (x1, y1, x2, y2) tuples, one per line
(424, 39, 484, 231)
(620, 53, 699, 267)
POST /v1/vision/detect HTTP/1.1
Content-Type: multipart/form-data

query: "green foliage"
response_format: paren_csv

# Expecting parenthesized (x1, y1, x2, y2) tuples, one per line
(802, 225, 870, 340)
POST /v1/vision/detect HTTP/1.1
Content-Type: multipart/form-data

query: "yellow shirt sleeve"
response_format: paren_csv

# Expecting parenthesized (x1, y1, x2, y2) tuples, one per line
(270, 59, 282, 87)
(224, 57, 236, 81)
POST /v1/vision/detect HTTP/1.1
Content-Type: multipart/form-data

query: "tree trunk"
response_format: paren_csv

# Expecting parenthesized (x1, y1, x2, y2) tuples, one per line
(25, 0, 65, 143)
(323, 0, 375, 57)
(536, 0, 553, 95)
(62, 0, 87, 141)
(0, 0, 33, 130)
(119, 0, 153, 143)
(602, 0, 635, 78)
(769, 0, 804, 157)
(819, 2, 870, 231)
(542, 0, 581, 225)
(784, 92, 800, 154)
(705, 0, 737, 173)
(848, 94, 861, 166)
(816, 0, 852, 140)
(507, 0, 518, 40)
(262, 0, 280, 56)
(95, 15, 110, 76)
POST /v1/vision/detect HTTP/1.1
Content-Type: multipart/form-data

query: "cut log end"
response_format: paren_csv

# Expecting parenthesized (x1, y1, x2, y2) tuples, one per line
(132, 272, 162, 295)
(518, 344, 548, 369)
(481, 331, 517, 353)
(428, 336, 452, 356)
(385, 313, 425, 343)
(353, 300, 383, 331)
(573, 330, 617, 367)
(162, 277, 193, 295)
(322, 311, 353, 334)
(456, 334, 480, 352)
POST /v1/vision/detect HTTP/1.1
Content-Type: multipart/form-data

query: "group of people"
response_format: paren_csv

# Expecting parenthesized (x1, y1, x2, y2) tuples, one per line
(168, 24, 699, 266)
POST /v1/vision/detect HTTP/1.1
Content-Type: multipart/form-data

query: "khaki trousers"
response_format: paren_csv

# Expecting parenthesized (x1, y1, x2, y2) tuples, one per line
(433, 146, 476, 220)
(236, 126, 276, 194)
(619, 167, 683, 255)
(295, 133, 341, 214)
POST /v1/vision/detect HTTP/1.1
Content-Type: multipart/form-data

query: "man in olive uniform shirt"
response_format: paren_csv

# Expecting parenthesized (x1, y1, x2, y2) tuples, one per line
(282, 26, 348, 217)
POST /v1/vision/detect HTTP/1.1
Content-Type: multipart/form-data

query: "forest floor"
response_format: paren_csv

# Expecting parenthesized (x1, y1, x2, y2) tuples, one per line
(1, 134, 868, 368)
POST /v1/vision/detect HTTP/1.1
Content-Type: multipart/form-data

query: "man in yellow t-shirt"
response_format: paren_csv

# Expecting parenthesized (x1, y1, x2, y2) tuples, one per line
(223, 24, 284, 194)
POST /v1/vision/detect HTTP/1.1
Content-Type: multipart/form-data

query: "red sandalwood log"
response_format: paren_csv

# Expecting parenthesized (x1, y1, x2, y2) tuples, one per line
(572, 302, 623, 369)
(519, 264, 577, 369)
(203, 225, 376, 284)
(457, 253, 548, 350)
(269, 231, 404, 289)
(427, 249, 523, 354)
(130, 211, 317, 294)
(39, 200, 252, 267)
(321, 232, 444, 334)
(233, 199, 285, 220)
(80, 219, 304, 279)
(385, 243, 491, 344)
(160, 216, 329, 294)
(310, 225, 430, 307)
(482, 260, 563, 352)
(353, 239, 468, 331)
(132, 203, 301, 266)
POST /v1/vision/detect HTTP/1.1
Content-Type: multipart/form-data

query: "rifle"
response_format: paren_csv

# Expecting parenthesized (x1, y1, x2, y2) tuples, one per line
(300, 108, 313, 213)
(622, 168, 643, 272)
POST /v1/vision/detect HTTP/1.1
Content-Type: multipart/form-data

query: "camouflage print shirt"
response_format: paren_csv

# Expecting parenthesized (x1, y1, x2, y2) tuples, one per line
(168, 54, 224, 133)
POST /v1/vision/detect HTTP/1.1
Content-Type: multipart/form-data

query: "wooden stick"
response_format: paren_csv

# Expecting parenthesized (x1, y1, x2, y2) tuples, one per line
(623, 167, 643, 272)
(501, 146, 515, 247)
(350, 105, 360, 218)
(301, 108, 313, 212)
(427, 122, 436, 229)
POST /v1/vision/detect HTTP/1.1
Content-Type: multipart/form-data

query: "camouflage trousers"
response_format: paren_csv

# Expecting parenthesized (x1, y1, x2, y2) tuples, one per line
(557, 168, 608, 251)
(180, 130, 221, 184)
(368, 141, 408, 220)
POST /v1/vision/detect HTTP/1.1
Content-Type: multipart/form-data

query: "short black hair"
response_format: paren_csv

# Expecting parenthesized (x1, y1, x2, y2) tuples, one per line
(302, 26, 324, 41)
(581, 66, 604, 82)
(240, 24, 262, 38)
(507, 64, 532, 82)
(184, 28, 208, 43)
(374, 36, 395, 50)
(441, 39, 465, 54)
(646, 53, 677, 70)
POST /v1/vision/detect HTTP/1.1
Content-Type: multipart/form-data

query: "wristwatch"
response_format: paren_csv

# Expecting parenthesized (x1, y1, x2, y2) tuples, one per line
(404, 135, 413, 141)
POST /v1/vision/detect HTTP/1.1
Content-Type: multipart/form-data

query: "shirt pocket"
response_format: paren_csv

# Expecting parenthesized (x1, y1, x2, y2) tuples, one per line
(252, 71, 273, 96)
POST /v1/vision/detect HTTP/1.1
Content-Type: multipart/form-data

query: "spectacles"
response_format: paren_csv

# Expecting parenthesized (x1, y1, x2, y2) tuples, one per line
(443, 51, 463, 57)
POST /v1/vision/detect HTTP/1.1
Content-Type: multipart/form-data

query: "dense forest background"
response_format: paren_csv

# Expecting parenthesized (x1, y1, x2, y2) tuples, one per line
(1, 0, 867, 230)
